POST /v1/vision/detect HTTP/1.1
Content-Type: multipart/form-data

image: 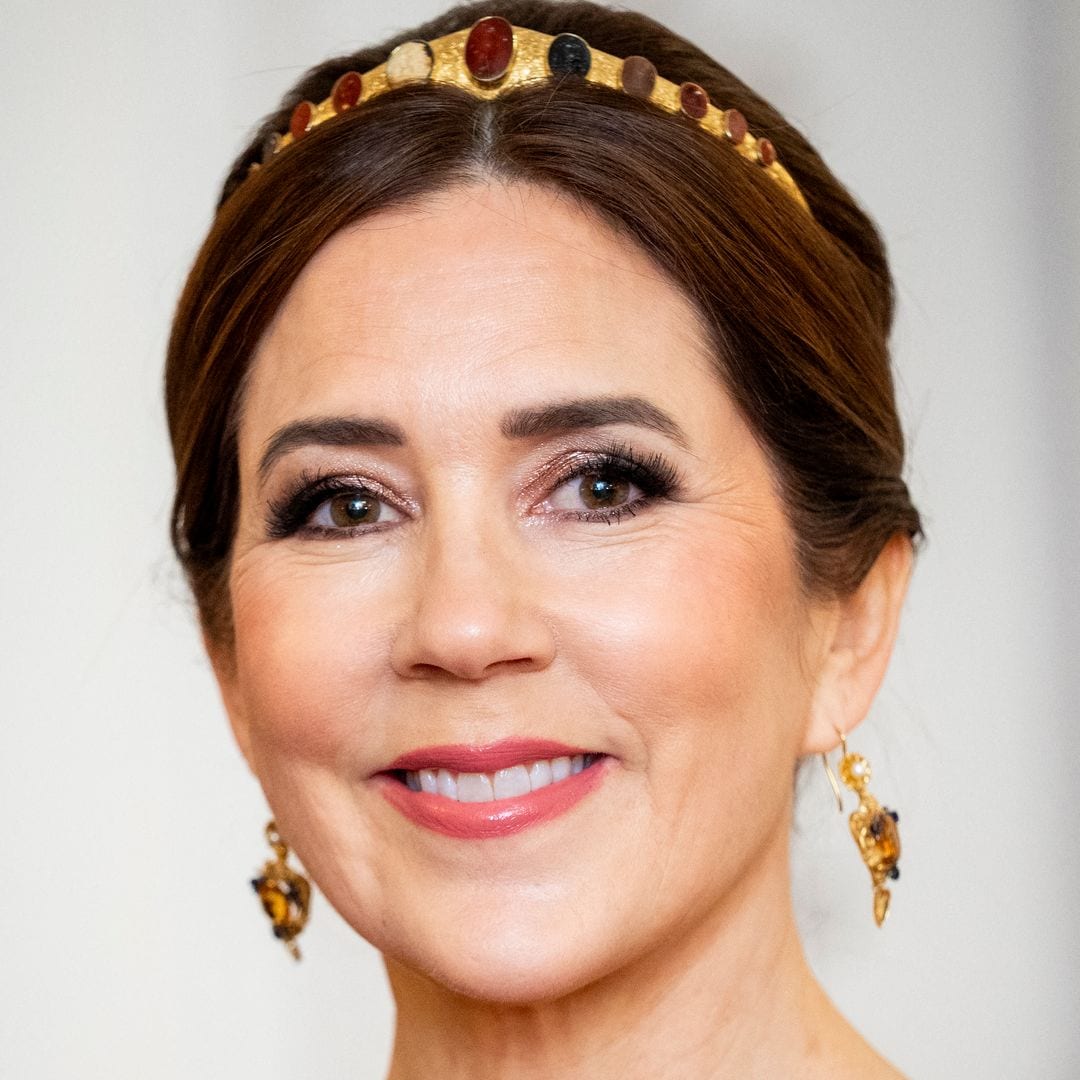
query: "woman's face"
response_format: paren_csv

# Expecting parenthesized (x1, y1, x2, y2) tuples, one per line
(219, 181, 837, 1000)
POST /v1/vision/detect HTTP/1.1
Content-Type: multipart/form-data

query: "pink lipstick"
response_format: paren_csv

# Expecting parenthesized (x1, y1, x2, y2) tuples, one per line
(376, 738, 609, 840)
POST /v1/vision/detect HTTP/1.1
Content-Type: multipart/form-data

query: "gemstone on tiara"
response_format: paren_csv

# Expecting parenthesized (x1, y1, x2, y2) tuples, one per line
(386, 41, 435, 86)
(756, 137, 777, 167)
(620, 55, 657, 99)
(547, 33, 591, 77)
(331, 71, 363, 112)
(289, 101, 314, 141)
(679, 82, 710, 121)
(465, 16, 515, 82)
(723, 108, 748, 145)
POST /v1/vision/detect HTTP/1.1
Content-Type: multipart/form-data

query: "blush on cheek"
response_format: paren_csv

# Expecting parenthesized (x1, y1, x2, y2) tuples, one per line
(232, 570, 374, 769)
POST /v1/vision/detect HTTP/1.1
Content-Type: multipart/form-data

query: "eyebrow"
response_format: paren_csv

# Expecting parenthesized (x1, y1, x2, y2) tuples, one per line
(257, 395, 689, 482)
(257, 416, 406, 482)
(500, 395, 690, 448)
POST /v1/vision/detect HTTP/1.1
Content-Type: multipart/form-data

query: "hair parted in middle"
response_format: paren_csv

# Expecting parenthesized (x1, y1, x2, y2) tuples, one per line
(166, 0, 921, 648)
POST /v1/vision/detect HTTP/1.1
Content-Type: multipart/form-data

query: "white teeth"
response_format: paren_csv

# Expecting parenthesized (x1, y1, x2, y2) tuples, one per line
(402, 753, 599, 803)
(457, 772, 495, 803)
(528, 759, 553, 791)
(436, 768, 457, 799)
(493, 765, 531, 799)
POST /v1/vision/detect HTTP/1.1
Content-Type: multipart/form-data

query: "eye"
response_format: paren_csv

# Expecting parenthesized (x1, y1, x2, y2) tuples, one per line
(550, 471, 639, 513)
(313, 490, 385, 529)
(265, 473, 406, 539)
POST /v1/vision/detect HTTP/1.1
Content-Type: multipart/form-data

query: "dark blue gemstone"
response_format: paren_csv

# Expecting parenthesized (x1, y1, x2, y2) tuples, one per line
(273, 924, 288, 939)
(888, 808, 900, 823)
(888, 866, 900, 880)
(251, 877, 263, 891)
(548, 34, 591, 77)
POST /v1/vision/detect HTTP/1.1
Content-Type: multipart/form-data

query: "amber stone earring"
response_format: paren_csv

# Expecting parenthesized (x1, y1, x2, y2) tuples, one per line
(251, 820, 311, 959)
(822, 731, 901, 926)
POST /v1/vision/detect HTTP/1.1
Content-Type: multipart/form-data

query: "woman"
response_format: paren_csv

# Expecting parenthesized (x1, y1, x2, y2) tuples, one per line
(166, 1, 920, 1075)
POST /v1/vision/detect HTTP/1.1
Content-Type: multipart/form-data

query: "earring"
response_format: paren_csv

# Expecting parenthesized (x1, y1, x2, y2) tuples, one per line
(821, 730, 901, 926)
(251, 820, 311, 959)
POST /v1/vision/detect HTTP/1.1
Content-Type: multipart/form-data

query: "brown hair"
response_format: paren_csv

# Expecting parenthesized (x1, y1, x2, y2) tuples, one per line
(166, 0, 921, 647)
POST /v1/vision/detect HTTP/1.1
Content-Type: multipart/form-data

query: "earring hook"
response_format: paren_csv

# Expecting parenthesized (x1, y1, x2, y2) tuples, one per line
(820, 727, 847, 812)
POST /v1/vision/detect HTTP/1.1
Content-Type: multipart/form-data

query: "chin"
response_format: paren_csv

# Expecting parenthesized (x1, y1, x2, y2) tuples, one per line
(387, 922, 616, 1005)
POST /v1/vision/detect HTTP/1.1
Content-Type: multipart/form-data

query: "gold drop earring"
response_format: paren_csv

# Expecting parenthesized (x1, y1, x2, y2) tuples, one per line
(821, 730, 901, 926)
(251, 820, 311, 959)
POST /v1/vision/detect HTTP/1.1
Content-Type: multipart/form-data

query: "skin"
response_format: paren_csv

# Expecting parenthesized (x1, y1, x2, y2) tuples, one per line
(211, 181, 912, 1079)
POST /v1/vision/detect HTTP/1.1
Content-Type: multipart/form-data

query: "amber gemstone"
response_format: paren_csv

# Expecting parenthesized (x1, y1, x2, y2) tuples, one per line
(289, 101, 314, 141)
(757, 137, 777, 167)
(387, 40, 434, 86)
(621, 55, 657, 99)
(331, 71, 363, 113)
(548, 33, 591, 76)
(465, 16, 514, 82)
(679, 82, 710, 120)
(723, 108, 748, 145)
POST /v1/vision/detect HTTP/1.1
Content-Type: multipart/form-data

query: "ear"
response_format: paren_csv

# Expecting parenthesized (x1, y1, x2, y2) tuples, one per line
(802, 535, 914, 755)
(203, 629, 257, 774)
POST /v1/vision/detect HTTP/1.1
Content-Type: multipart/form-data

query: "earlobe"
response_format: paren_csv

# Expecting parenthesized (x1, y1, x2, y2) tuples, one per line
(802, 535, 914, 755)
(203, 630, 257, 773)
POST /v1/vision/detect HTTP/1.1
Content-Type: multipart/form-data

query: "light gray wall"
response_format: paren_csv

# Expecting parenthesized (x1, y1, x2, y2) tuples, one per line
(3, 2, 1077, 1076)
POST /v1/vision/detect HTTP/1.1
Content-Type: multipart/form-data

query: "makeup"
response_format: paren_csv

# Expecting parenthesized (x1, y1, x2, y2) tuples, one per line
(377, 739, 609, 839)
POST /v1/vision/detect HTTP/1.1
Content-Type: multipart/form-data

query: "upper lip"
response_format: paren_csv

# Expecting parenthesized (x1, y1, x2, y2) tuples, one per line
(383, 738, 597, 774)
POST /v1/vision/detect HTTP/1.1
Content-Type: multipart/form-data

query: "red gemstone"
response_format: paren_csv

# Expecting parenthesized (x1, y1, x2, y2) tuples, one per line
(465, 16, 514, 82)
(289, 101, 314, 141)
(679, 82, 709, 120)
(757, 137, 777, 167)
(724, 108, 748, 145)
(332, 71, 363, 113)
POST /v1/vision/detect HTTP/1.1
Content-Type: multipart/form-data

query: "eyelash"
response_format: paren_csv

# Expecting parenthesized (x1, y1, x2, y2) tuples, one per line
(264, 441, 682, 540)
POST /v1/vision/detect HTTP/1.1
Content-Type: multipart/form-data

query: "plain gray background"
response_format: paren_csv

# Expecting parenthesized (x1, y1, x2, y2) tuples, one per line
(3, 1, 1078, 1077)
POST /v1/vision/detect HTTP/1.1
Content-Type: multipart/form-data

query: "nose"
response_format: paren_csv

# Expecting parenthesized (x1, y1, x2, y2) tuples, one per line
(389, 517, 557, 681)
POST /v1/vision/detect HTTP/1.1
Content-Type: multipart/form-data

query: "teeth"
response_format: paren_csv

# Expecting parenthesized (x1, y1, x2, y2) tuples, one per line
(457, 773, 494, 803)
(493, 765, 531, 799)
(402, 754, 598, 803)
(528, 759, 553, 791)
(436, 768, 457, 799)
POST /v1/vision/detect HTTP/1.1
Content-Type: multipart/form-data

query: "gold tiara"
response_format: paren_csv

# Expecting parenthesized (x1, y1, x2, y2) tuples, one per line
(250, 16, 809, 214)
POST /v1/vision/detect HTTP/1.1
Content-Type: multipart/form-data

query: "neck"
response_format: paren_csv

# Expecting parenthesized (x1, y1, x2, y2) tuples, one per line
(384, 829, 892, 1080)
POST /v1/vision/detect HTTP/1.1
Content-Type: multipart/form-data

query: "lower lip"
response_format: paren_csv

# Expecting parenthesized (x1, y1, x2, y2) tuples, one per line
(377, 758, 609, 840)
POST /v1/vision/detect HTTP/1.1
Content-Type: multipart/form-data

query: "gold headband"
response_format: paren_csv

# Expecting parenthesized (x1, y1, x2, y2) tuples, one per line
(251, 16, 809, 214)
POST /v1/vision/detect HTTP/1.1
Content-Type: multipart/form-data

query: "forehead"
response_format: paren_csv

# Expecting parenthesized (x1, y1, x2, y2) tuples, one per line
(243, 181, 723, 444)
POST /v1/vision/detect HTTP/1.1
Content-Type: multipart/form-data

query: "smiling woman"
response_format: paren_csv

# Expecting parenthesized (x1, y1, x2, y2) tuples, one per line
(166, 2, 920, 1076)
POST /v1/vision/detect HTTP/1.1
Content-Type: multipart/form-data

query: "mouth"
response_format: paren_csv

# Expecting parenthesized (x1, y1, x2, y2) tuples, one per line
(375, 739, 610, 839)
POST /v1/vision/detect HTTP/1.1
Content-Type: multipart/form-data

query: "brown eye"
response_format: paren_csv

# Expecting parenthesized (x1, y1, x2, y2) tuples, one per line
(327, 492, 382, 527)
(578, 474, 631, 510)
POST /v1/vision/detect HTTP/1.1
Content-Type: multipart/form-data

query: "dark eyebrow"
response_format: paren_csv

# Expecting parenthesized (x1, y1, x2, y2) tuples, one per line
(500, 395, 690, 449)
(257, 416, 406, 482)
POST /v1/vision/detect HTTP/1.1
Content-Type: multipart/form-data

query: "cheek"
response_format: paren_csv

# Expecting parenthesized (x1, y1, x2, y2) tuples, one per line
(551, 522, 807, 750)
(229, 552, 386, 770)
